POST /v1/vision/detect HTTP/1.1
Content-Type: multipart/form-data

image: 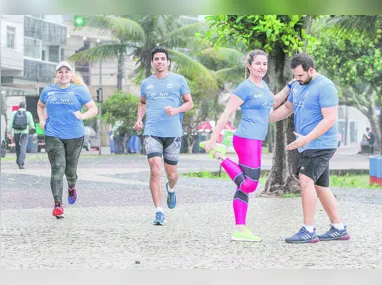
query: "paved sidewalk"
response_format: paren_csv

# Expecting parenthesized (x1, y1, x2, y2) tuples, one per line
(1, 152, 381, 269)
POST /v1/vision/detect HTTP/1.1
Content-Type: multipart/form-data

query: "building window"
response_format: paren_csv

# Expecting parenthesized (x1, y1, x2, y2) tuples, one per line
(7, 26, 16, 49)
(49, 46, 59, 63)
(42, 50, 46, 61)
(24, 37, 42, 59)
(61, 48, 65, 61)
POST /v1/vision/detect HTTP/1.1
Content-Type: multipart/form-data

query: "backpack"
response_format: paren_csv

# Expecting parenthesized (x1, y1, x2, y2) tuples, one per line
(12, 110, 28, 130)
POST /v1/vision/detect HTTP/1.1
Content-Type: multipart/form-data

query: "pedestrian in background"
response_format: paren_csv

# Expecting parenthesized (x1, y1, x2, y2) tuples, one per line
(365, 127, 375, 154)
(110, 119, 124, 154)
(7, 102, 35, 169)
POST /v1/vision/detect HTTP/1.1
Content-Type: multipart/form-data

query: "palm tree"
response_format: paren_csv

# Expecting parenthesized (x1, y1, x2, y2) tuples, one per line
(68, 15, 217, 90)
(326, 16, 382, 153)
(327, 16, 381, 39)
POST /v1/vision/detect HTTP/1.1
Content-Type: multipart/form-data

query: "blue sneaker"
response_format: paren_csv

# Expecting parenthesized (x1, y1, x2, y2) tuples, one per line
(153, 211, 166, 226)
(166, 181, 176, 209)
(318, 225, 350, 241)
(285, 227, 319, 244)
(67, 187, 77, 205)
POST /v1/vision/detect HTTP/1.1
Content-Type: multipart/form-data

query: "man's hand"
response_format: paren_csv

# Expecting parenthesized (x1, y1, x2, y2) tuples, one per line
(134, 120, 144, 131)
(73, 111, 85, 120)
(164, 106, 178, 116)
(7, 132, 13, 140)
(286, 132, 309, 150)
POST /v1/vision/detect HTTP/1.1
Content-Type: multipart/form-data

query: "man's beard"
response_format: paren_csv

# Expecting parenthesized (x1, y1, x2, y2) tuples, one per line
(299, 75, 312, 85)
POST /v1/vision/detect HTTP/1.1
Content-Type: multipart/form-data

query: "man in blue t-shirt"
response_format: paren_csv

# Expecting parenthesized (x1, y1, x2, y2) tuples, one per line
(134, 46, 193, 225)
(270, 53, 350, 244)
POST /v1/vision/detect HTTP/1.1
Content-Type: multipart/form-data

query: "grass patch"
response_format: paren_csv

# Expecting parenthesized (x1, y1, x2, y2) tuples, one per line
(1, 155, 48, 161)
(184, 170, 267, 184)
(330, 174, 380, 189)
(184, 171, 381, 189)
(0, 153, 119, 161)
(280, 193, 300, 198)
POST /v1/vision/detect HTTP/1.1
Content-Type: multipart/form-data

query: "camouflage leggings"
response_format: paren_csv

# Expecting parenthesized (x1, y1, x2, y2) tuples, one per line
(45, 136, 84, 203)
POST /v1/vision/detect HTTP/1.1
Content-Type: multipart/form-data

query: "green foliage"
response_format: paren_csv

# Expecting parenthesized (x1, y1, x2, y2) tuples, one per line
(205, 15, 311, 56)
(69, 16, 213, 88)
(101, 91, 140, 135)
(308, 27, 382, 86)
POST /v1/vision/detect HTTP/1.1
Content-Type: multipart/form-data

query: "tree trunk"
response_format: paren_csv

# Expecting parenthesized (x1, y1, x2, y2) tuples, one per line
(117, 53, 125, 90)
(264, 50, 300, 195)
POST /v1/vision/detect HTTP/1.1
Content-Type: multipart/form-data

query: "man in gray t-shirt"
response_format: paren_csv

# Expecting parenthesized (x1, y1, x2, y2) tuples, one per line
(134, 46, 193, 226)
(270, 53, 350, 244)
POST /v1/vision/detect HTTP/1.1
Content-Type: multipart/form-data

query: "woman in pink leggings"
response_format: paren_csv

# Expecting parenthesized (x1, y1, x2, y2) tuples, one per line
(201, 50, 294, 242)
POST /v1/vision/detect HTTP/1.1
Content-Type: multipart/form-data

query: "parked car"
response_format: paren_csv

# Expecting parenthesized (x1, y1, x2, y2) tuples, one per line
(84, 126, 100, 151)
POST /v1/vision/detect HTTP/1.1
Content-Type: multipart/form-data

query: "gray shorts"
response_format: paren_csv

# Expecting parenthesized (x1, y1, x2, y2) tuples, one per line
(144, 135, 182, 165)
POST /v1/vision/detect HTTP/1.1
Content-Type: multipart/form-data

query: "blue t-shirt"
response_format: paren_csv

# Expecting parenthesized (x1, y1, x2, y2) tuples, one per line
(288, 74, 338, 152)
(40, 83, 93, 139)
(141, 72, 190, 137)
(233, 79, 274, 140)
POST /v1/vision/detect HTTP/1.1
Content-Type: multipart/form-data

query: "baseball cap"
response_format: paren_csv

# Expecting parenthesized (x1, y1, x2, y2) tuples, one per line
(56, 61, 73, 71)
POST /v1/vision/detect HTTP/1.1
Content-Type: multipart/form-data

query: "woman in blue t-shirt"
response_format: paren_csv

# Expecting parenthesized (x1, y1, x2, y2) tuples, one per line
(200, 50, 294, 242)
(37, 61, 98, 219)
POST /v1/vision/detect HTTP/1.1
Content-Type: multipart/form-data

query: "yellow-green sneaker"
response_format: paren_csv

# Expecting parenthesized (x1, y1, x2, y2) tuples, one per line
(231, 227, 262, 242)
(199, 141, 227, 159)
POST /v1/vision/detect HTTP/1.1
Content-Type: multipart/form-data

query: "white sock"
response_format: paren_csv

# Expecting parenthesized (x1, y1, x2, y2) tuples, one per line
(155, 207, 163, 213)
(331, 223, 345, 230)
(303, 224, 315, 233)
(167, 182, 175, 193)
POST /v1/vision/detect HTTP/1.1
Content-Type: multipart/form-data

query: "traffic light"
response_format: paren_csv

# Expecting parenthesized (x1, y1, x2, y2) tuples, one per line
(74, 15, 85, 27)
(96, 88, 103, 103)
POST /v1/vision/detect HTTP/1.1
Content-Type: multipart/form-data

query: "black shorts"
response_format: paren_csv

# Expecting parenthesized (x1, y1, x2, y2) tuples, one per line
(296, 149, 336, 187)
(144, 135, 182, 165)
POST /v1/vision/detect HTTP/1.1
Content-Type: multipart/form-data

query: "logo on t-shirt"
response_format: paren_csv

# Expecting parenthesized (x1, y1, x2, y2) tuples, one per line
(253, 93, 263, 99)
(146, 84, 153, 89)
(47, 96, 73, 105)
(167, 83, 173, 89)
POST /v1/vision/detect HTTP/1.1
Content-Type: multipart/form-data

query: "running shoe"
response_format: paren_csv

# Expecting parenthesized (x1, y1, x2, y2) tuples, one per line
(318, 225, 350, 241)
(285, 227, 319, 244)
(153, 211, 166, 225)
(166, 181, 176, 209)
(52, 202, 64, 219)
(231, 226, 262, 242)
(68, 187, 78, 205)
(199, 141, 227, 159)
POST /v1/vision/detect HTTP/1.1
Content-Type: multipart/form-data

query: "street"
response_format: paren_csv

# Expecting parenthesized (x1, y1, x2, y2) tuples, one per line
(1, 146, 381, 269)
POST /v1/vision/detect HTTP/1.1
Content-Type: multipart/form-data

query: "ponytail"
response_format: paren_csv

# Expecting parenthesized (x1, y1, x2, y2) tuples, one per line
(71, 72, 89, 91)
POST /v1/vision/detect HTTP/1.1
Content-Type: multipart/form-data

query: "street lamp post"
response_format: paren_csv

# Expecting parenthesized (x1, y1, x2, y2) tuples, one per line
(98, 59, 103, 155)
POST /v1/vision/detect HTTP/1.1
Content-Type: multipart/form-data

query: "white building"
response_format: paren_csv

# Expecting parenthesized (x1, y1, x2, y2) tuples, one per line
(1, 15, 67, 122)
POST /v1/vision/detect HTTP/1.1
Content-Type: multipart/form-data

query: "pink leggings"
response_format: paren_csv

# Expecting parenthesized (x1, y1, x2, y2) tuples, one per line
(220, 136, 262, 225)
